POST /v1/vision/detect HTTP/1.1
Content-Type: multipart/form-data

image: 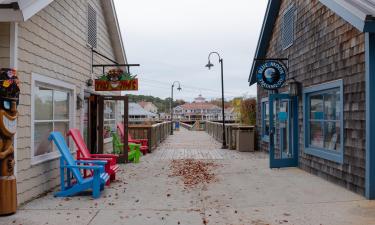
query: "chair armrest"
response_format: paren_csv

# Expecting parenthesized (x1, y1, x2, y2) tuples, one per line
(137, 139, 148, 142)
(63, 165, 103, 170)
(75, 160, 107, 165)
(129, 143, 141, 147)
(78, 157, 112, 162)
(91, 154, 119, 159)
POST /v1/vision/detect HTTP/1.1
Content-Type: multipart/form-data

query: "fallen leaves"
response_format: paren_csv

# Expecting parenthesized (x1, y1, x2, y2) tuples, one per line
(169, 159, 219, 188)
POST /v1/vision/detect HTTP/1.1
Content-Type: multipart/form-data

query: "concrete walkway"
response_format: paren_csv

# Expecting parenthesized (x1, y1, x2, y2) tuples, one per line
(2, 129, 375, 225)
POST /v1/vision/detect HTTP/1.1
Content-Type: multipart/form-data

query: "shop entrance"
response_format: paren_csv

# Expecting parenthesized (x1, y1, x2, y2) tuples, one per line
(269, 94, 298, 168)
(83, 92, 129, 162)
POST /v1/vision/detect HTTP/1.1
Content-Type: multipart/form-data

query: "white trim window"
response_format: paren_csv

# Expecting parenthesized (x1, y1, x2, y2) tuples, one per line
(31, 74, 75, 165)
(104, 100, 116, 141)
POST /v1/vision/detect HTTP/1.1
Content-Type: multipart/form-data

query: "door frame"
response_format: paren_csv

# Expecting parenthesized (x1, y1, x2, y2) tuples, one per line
(97, 95, 129, 163)
(269, 93, 299, 168)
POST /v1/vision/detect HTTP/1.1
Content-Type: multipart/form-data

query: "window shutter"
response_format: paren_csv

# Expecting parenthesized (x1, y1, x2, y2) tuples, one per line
(282, 6, 295, 50)
(87, 4, 97, 48)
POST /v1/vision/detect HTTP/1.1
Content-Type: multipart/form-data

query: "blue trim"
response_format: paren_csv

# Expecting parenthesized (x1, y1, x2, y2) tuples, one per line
(261, 97, 270, 142)
(366, 32, 375, 199)
(249, 0, 282, 85)
(269, 94, 299, 168)
(303, 80, 344, 164)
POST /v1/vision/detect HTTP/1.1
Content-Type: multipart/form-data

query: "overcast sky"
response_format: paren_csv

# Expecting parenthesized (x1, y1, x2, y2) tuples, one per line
(114, 0, 268, 101)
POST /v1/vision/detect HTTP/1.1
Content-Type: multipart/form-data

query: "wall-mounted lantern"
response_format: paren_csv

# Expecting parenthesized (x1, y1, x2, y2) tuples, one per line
(288, 78, 301, 97)
(77, 94, 83, 110)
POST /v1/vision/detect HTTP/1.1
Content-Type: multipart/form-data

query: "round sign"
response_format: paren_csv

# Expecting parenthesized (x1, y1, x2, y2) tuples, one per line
(256, 61, 287, 90)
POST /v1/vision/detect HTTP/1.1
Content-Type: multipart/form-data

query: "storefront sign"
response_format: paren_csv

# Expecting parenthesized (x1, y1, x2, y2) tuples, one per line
(95, 79, 138, 91)
(95, 68, 139, 91)
(256, 61, 287, 90)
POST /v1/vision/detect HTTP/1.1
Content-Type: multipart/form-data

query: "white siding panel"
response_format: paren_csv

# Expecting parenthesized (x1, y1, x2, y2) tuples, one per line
(16, 0, 119, 205)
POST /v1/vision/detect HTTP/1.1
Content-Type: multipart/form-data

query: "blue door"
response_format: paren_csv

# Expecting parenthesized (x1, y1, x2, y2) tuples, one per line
(269, 94, 298, 168)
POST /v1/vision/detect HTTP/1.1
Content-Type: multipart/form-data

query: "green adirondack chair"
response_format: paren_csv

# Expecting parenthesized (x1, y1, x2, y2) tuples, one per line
(112, 132, 141, 163)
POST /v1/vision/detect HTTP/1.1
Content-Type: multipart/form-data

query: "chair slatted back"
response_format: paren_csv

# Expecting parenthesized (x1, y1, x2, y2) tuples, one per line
(111, 132, 122, 154)
(117, 123, 125, 138)
(68, 128, 91, 159)
(49, 132, 83, 184)
(117, 123, 134, 142)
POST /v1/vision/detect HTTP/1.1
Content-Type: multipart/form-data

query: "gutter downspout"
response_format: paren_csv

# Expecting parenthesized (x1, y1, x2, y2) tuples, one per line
(366, 32, 375, 199)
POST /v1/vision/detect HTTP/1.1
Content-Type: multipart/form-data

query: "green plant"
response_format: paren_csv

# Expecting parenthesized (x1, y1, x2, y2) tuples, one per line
(240, 98, 256, 125)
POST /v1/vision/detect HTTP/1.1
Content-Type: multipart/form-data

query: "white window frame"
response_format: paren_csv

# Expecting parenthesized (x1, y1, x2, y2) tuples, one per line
(103, 100, 117, 143)
(31, 73, 76, 165)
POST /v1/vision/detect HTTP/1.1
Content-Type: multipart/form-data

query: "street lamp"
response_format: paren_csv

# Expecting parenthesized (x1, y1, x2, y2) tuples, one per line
(206, 52, 227, 149)
(170, 81, 182, 135)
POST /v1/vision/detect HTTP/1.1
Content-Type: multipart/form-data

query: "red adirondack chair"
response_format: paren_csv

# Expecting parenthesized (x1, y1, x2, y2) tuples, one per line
(67, 128, 119, 184)
(117, 123, 149, 155)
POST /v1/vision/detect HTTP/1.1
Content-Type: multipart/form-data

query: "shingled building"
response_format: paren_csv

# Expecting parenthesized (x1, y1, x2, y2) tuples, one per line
(249, 0, 375, 199)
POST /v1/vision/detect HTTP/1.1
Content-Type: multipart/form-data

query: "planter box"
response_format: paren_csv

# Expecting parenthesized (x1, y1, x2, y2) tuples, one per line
(236, 126, 255, 152)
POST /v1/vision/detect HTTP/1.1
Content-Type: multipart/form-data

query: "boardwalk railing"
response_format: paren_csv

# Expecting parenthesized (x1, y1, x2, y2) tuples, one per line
(205, 121, 256, 150)
(128, 121, 172, 152)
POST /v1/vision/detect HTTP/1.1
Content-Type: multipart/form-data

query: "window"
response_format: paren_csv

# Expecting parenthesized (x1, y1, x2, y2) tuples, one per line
(303, 80, 344, 163)
(32, 74, 75, 165)
(87, 4, 97, 48)
(261, 99, 270, 141)
(104, 100, 116, 140)
(282, 5, 295, 49)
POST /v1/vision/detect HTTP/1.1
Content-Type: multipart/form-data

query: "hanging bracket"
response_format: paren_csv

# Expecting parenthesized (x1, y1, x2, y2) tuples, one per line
(91, 48, 140, 75)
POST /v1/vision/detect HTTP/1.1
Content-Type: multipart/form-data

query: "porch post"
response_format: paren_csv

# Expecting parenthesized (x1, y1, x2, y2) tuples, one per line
(366, 32, 375, 199)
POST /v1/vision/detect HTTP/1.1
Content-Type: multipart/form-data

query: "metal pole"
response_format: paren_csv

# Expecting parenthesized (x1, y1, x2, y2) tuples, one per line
(220, 59, 227, 149)
(170, 84, 174, 135)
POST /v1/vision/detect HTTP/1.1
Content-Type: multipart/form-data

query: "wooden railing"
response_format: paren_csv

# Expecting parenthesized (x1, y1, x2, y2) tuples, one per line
(128, 121, 172, 152)
(205, 121, 240, 150)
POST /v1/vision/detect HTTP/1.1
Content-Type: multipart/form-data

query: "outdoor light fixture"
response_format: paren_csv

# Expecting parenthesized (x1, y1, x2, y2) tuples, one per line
(86, 78, 93, 87)
(171, 81, 182, 135)
(288, 78, 301, 97)
(205, 61, 214, 70)
(206, 51, 227, 149)
(76, 95, 83, 110)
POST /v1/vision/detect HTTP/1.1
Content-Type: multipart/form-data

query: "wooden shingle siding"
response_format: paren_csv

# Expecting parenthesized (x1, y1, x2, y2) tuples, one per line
(257, 0, 366, 195)
(16, 0, 118, 205)
(0, 23, 10, 68)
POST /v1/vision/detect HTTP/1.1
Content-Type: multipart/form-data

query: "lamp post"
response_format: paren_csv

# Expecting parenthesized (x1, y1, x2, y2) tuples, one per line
(206, 52, 227, 149)
(170, 81, 182, 135)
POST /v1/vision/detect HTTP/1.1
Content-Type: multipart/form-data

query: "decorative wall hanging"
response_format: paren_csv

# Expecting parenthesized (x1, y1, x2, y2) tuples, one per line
(0, 68, 20, 215)
(95, 68, 138, 91)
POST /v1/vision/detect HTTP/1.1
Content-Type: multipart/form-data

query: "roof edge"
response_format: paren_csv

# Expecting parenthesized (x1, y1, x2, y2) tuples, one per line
(102, 0, 127, 66)
(319, 0, 366, 32)
(248, 0, 282, 85)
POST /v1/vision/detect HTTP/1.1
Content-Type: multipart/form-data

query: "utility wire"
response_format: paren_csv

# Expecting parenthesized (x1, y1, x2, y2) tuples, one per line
(139, 79, 245, 96)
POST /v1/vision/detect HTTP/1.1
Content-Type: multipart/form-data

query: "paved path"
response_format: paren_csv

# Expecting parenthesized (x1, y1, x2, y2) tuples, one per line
(2, 129, 375, 225)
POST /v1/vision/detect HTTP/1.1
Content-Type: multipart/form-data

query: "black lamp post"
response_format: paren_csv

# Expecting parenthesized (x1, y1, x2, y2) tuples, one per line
(206, 52, 227, 149)
(170, 81, 182, 135)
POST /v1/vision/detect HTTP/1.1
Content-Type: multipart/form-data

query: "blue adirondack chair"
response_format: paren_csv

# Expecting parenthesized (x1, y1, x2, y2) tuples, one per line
(49, 132, 110, 199)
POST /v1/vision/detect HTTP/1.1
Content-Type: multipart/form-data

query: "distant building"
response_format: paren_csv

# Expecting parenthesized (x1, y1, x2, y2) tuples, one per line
(120, 103, 157, 122)
(139, 101, 158, 114)
(219, 107, 239, 121)
(159, 112, 171, 120)
(173, 95, 222, 121)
